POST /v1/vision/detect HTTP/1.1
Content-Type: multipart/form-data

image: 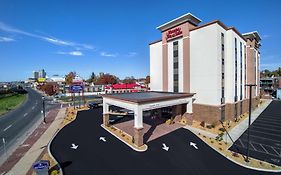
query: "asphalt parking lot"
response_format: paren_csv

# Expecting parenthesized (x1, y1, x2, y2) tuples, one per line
(50, 108, 280, 175)
(230, 100, 281, 166)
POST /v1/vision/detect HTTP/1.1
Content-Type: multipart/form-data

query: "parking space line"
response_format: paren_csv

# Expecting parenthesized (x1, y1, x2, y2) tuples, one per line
(258, 118, 281, 123)
(251, 135, 281, 144)
(250, 129, 281, 138)
(254, 122, 281, 129)
(260, 144, 269, 154)
(239, 138, 280, 151)
(250, 142, 257, 151)
(239, 139, 245, 148)
(252, 125, 281, 133)
(234, 144, 280, 158)
(271, 146, 281, 157)
(256, 119, 281, 125)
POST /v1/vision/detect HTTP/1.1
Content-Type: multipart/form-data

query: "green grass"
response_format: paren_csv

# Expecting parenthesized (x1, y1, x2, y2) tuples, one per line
(0, 93, 27, 116)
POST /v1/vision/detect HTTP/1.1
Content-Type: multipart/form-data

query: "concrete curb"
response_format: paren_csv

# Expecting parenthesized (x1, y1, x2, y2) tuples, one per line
(48, 128, 63, 175)
(101, 124, 148, 152)
(184, 125, 217, 139)
(190, 130, 281, 173)
(224, 99, 272, 144)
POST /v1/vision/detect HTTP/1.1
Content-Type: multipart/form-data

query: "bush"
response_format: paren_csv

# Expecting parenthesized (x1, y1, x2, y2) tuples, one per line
(50, 170, 59, 175)
(232, 152, 239, 157)
(219, 128, 226, 132)
(200, 121, 205, 127)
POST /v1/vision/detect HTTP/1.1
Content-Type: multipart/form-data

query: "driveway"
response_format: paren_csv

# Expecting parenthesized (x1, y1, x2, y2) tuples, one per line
(50, 108, 280, 175)
(230, 100, 281, 166)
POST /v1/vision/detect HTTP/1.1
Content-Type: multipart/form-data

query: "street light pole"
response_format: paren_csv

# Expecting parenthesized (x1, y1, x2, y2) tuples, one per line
(42, 96, 46, 123)
(245, 84, 257, 162)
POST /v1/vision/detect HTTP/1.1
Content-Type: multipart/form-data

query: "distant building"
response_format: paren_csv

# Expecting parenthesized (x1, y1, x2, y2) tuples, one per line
(38, 69, 46, 78)
(260, 77, 280, 95)
(104, 83, 147, 94)
(33, 71, 39, 79)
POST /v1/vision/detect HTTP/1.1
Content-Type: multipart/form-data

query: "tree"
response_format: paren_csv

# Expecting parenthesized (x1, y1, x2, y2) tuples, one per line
(261, 67, 281, 78)
(96, 73, 119, 85)
(40, 83, 58, 96)
(87, 72, 97, 83)
(65, 72, 75, 85)
(123, 76, 136, 84)
(145, 75, 150, 85)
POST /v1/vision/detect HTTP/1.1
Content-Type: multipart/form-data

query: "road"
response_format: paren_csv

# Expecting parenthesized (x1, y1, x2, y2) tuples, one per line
(0, 88, 59, 157)
(51, 108, 280, 175)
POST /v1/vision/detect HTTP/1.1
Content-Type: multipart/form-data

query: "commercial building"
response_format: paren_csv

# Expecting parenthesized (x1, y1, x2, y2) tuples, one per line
(104, 83, 148, 94)
(150, 13, 261, 124)
(260, 77, 280, 96)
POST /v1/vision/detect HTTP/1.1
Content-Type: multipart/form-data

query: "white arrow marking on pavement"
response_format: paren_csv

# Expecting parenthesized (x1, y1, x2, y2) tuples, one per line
(190, 142, 198, 149)
(23, 113, 28, 117)
(41, 110, 43, 114)
(60, 104, 63, 108)
(32, 106, 35, 110)
(99, 137, 106, 142)
(3, 125, 12, 132)
(162, 143, 169, 151)
(68, 104, 71, 107)
(70, 143, 79, 150)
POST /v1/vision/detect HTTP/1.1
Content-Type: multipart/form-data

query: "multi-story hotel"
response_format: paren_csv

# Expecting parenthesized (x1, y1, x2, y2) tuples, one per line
(150, 13, 261, 124)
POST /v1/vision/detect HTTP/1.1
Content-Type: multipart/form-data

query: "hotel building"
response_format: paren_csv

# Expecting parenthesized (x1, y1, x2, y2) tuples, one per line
(150, 13, 261, 124)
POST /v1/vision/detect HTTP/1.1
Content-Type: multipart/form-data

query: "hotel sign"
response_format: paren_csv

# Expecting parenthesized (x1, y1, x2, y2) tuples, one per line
(166, 27, 182, 40)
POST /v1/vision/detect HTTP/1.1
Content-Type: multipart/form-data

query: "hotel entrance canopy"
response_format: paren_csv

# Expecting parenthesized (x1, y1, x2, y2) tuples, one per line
(102, 91, 195, 147)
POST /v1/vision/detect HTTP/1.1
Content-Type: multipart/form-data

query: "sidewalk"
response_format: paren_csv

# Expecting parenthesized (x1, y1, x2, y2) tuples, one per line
(223, 99, 272, 143)
(0, 107, 66, 175)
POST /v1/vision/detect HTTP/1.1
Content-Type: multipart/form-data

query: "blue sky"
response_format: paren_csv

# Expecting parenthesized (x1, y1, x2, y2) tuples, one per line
(0, 0, 280, 82)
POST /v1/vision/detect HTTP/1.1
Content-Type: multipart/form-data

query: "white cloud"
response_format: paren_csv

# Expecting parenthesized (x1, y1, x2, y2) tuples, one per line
(0, 36, 15, 42)
(57, 51, 83, 56)
(100, 51, 118, 57)
(126, 52, 137, 57)
(0, 21, 94, 50)
(262, 34, 271, 39)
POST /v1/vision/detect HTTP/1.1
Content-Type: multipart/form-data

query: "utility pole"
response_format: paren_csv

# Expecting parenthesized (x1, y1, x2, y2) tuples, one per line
(245, 84, 257, 162)
(42, 96, 46, 123)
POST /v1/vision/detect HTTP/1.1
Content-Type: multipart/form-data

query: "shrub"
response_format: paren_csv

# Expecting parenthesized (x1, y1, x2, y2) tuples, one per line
(232, 152, 239, 157)
(200, 121, 205, 127)
(219, 128, 226, 132)
(51, 170, 59, 175)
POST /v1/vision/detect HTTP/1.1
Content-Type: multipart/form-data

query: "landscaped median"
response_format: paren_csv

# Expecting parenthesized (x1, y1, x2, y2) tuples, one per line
(0, 93, 27, 116)
(101, 124, 148, 152)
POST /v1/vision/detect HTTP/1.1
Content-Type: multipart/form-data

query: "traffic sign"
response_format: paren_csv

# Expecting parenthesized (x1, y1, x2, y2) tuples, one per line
(33, 160, 49, 170)
(70, 85, 83, 93)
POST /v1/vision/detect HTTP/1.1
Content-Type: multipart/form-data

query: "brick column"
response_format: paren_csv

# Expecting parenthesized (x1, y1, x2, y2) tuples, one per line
(103, 113, 109, 126)
(133, 127, 144, 147)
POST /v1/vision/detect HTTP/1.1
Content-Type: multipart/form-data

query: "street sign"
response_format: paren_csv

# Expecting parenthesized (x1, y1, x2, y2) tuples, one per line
(33, 160, 49, 172)
(70, 84, 83, 93)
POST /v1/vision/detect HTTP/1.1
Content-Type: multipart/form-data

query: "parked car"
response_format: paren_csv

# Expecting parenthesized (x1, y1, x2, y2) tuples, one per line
(88, 102, 99, 109)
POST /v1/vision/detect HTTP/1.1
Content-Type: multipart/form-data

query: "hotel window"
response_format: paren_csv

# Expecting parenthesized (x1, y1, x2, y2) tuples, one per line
(234, 38, 237, 102)
(173, 41, 179, 93)
(221, 33, 225, 104)
(240, 42, 243, 100)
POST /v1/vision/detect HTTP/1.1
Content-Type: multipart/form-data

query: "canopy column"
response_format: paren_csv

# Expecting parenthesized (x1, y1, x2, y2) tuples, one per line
(133, 106, 144, 147)
(103, 102, 110, 126)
